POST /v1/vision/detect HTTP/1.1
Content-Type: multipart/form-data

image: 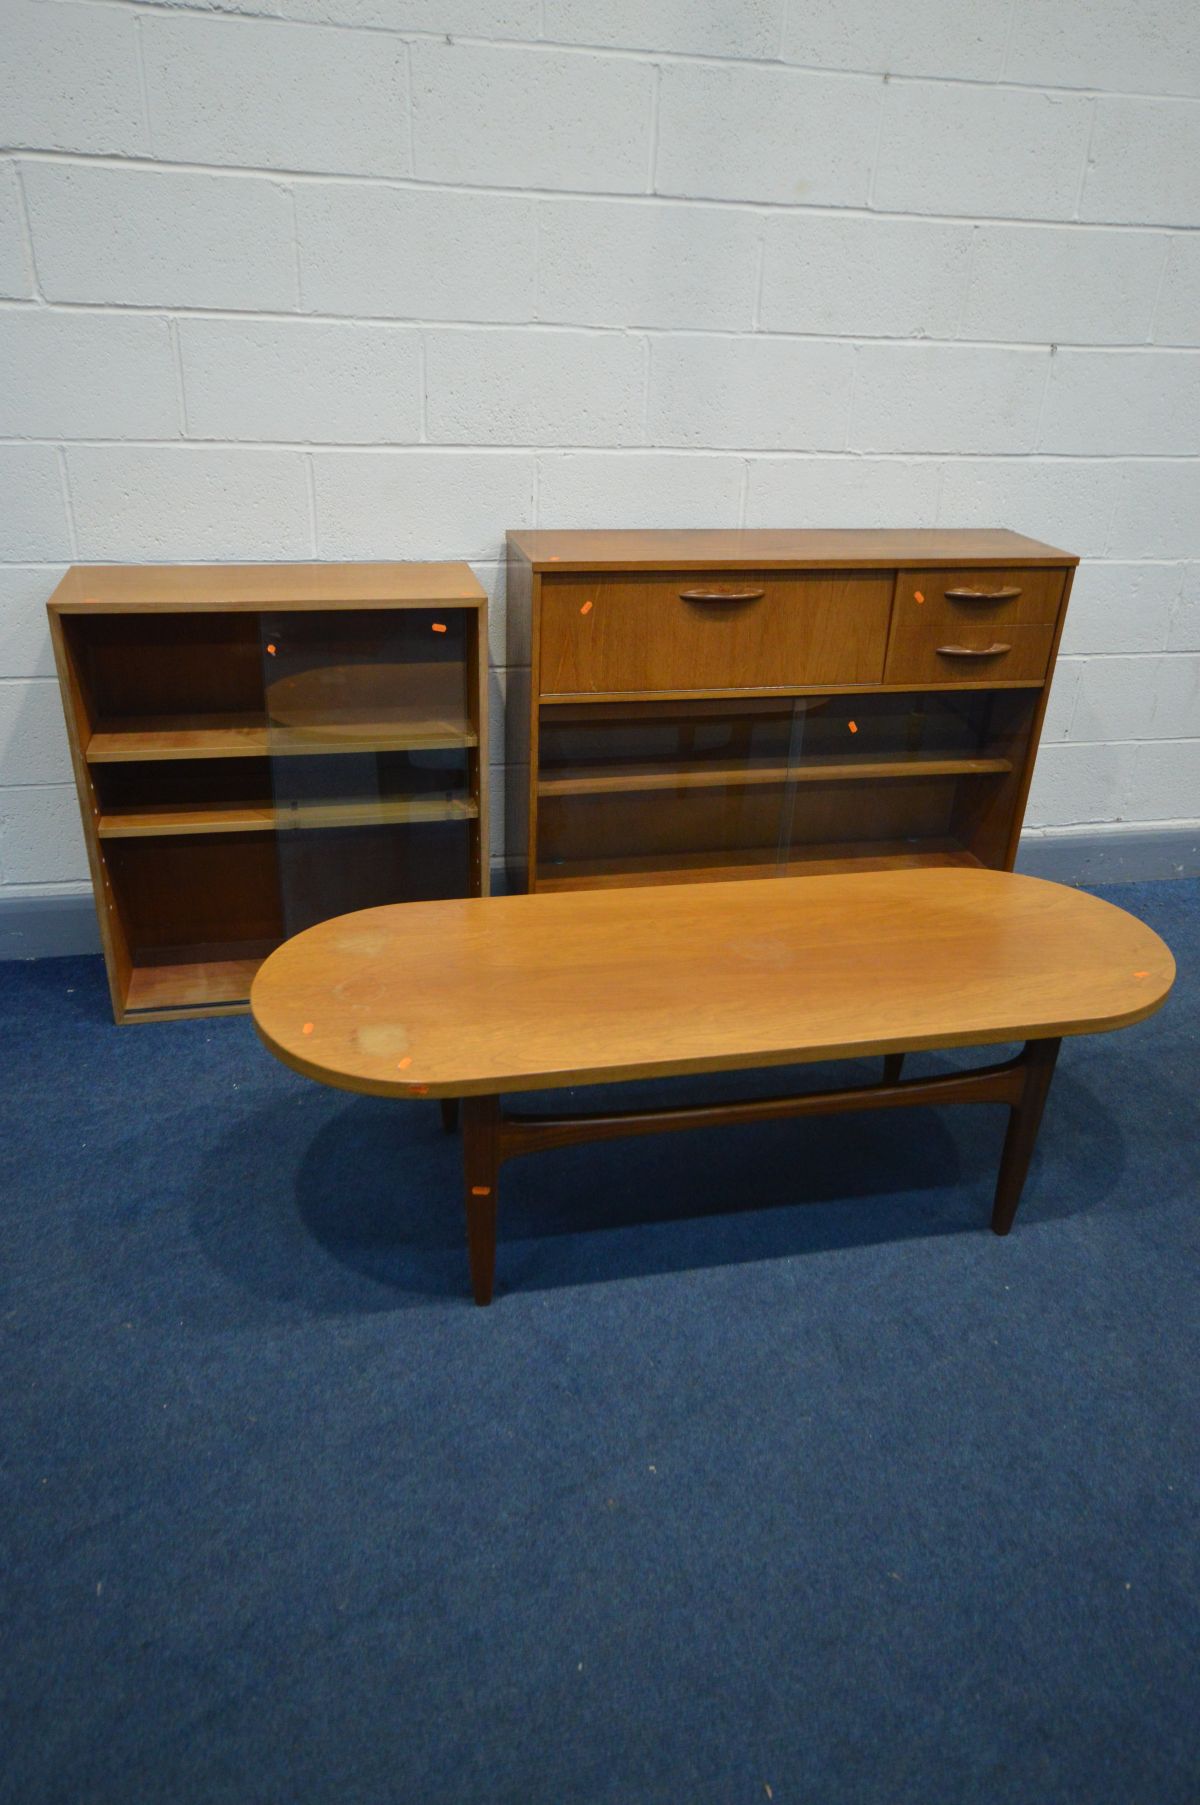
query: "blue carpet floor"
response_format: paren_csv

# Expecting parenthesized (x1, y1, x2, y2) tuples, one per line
(2, 878, 1197, 1805)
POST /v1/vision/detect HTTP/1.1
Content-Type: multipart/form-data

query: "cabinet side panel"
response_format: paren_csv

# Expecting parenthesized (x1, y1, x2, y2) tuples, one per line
(1002, 565, 1077, 869)
(505, 545, 534, 892)
(48, 606, 131, 1020)
(465, 601, 489, 897)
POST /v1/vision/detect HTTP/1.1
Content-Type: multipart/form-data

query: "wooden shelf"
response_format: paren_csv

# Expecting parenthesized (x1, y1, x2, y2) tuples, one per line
(98, 795, 478, 839)
(124, 945, 277, 1016)
(86, 711, 478, 763)
(536, 840, 984, 892)
(538, 753, 1012, 798)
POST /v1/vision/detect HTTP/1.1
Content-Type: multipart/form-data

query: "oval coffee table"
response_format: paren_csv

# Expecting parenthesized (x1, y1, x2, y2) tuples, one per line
(250, 868, 1174, 1304)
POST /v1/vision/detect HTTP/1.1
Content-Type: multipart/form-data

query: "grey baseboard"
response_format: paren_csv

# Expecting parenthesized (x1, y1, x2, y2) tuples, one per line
(1015, 827, 1200, 885)
(2, 829, 1196, 963)
(0, 892, 103, 960)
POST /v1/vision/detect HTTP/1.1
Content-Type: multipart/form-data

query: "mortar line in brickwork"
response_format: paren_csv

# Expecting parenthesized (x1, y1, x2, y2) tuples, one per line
(53, 449, 78, 561)
(11, 166, 43, 301)
(71, 3, 1200, 106)
(287, 187, 304, 310)
(13, 149, 1198, 238)
(167, 318, 188, 436)
(304, 453, 318, 556)
(843, 346, 860, 450)
(3, 440, 1198, 465)
(865, 75, 888, 211)
(954, 227, 981, 339)
(1032, 346, 1058, 452)
(132, 13, 155, 158)
(645, 62, 661, 195)
(3, 301, 1198, 358)
(999, 0, 1022, 82)
(1147, 239, 1177, 344)
(1072, 98, 1101, 222)
(404, 40, 417, 178)
(750, 234, 766, 331)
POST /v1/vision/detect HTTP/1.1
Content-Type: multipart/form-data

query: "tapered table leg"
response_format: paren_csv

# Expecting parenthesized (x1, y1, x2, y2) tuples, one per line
(882, 1052, 905, 1085)
(991, 1037, 1061, 1236)
(462, 1095, 501, 1305)
(439, 1098, 460, 1134)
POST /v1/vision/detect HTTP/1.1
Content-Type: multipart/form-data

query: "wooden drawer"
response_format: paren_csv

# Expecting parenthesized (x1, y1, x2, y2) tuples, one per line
(884, 566, 1064, 686)
(538, 569, 893, 695)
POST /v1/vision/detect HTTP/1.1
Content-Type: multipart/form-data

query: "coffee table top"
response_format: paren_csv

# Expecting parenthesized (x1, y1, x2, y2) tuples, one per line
(250, 869, 1173, 1099)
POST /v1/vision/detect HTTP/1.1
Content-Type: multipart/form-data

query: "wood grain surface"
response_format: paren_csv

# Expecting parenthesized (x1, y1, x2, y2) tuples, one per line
(250, 868, 1174, 1098)
(508, 528, 1077, 572)
(48, 562, 487, 612)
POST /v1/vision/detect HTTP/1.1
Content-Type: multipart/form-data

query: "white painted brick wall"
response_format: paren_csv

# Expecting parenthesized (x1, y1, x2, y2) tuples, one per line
(23, 164, 298, 309)
(295, 186, 538, 320)
(141, 13, 411, 178)
(0, 164, 32, 299)
(425, 328, 645, 445)
(178, 318, 423, 443)
(759, 216, 973, 340)
(410, 42, 654, 191)
(0, 0, 1197, 903)
(537, 200, 761, 330)
(1155, 236, 1200, 344)
(782, 0, 1009, 81)
(1081, 99, 1200, 226)
(65, 448, 313, 561)
(874, 86, 1093, 220)
(649, 338, 854, 449)
(655, 63, 880, 206)
(0, 312, 179, 440)
(851, 346, 1049, 453)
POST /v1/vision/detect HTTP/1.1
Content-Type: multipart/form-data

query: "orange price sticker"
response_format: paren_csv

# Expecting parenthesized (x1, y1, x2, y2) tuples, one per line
(914, 591, 925, 605)
(301, 1021, 314, 1035)
(397, 1055, 413, 1069)
(580, 599, 593, 615)
(431, 622, 447, 634)
(1133, 970, 1149, 980)
(848, 720, 858, 733)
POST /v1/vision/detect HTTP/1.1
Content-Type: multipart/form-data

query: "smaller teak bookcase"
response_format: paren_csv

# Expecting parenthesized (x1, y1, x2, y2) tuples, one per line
(505, 528, 1077, 893)
(48, 563, 488, 1024)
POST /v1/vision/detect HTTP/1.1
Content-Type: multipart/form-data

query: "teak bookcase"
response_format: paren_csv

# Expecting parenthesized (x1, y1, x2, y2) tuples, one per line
(505, 529, 1077, 893)
(48, 563, 488, 1024)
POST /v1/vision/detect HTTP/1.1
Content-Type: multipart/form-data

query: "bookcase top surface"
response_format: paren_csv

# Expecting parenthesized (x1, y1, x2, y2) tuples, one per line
(48, 562, 487, 613)
(508, 528, 1077, 571)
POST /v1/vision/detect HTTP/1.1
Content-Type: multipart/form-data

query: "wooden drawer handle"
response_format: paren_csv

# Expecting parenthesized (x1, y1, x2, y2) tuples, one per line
(678, 587, 765, 603)
(936, 642, 1012, 658)
(942, 586, 1023, 603)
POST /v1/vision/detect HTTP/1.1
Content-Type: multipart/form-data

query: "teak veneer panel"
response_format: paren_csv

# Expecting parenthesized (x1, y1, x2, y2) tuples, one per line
(250, 869, 1174, 1099)
(48, 562, 484, 612)
(98, 795, 477, 838)
(49, 561, 489, 1022)
(537, 753, 1013, 797)
(506, 528, 1077, 894)
(534, 841, 983, 889)
(539, 570, 891, 694)
(508, 528, 1074, 571)
(86, 712, 478, 762)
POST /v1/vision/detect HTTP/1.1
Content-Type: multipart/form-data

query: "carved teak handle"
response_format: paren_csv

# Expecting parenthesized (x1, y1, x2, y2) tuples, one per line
(936, 643, 1012, 657)
(678, 588, 766, 603)
(942, 586, 1023, 602)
